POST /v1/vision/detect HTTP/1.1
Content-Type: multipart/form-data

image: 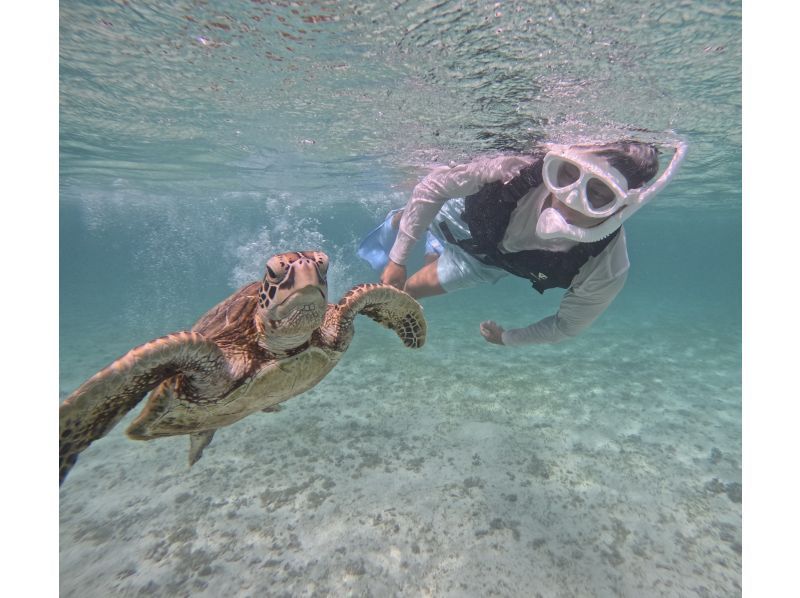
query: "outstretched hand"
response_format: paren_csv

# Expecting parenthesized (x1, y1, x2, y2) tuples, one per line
(479, 320, 505, 345)
(381, 260, 407, 290)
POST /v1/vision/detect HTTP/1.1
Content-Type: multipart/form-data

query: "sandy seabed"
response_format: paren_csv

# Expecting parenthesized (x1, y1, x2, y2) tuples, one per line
(59, 307, 741, 598)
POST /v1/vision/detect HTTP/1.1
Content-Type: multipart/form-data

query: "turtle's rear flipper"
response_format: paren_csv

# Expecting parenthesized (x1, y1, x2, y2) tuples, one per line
(59, 332, 232, 485)
(188, 429, 217, 466)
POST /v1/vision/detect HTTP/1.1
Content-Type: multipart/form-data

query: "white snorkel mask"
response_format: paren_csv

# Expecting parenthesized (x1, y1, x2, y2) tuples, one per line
(536, 141, 688, 243)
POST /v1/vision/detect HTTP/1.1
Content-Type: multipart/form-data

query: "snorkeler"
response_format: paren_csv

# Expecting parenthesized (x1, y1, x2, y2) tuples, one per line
(357, 139, 687, 346)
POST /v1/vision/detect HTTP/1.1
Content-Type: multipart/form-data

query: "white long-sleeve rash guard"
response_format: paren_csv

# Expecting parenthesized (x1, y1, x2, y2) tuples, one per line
(388, 155, 630, 346)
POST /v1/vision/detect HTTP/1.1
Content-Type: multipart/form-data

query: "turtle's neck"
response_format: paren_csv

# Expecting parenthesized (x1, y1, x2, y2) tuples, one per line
(254, 304, 325, 357)
(258, 329, 314, 357)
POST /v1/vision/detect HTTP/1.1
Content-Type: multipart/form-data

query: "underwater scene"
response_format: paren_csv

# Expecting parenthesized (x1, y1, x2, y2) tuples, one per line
(59, 1, 741, 596)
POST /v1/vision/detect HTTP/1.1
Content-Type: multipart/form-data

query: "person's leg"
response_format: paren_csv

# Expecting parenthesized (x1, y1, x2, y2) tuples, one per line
(405, 244, 508, 299)
(404, 259, 447, 299)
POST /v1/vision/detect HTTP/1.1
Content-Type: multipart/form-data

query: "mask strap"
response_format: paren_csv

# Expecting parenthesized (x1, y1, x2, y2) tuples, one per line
(630, 141, 688, 204)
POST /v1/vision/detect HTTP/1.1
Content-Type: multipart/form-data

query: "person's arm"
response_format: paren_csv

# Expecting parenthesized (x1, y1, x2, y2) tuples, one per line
(386, 155, 537, 268)
(483, 232, 630, 346)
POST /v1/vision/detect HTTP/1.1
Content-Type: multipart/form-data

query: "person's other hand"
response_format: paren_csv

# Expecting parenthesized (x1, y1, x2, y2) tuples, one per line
(381, 260, 407, 289)
(480, 320, 505, 345)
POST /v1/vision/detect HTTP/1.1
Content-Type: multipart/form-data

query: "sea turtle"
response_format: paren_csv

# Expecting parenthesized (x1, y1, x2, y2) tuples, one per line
(59, 251, 425, 485)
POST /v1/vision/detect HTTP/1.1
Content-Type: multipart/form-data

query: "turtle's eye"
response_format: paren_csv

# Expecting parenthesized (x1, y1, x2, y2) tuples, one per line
(312, 253, 329, 276)
(264, 261, 286, 282)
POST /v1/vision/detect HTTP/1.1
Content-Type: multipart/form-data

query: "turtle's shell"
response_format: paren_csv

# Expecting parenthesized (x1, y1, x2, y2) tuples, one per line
(59, 251, 425, 485)
(125, 281, 341, 439)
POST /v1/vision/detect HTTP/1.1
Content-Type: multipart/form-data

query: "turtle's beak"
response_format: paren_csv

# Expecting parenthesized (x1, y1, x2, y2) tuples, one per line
(271, 285, 323, 318)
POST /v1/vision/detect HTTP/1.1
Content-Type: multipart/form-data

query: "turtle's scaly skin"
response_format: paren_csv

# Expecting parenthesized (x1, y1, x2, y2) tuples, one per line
(59, 251, 425, 485)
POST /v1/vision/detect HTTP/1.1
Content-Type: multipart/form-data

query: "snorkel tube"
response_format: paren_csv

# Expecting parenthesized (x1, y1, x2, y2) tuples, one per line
(536, 140, 688, 243)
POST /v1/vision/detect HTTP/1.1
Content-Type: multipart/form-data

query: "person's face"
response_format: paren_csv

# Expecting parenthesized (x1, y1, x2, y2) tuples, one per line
(544, 152, 622, 229)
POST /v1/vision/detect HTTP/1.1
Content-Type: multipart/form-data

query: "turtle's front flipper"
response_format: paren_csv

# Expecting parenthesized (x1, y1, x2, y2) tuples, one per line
(59, 332, 232, 485)
(327, 283, 426, 350)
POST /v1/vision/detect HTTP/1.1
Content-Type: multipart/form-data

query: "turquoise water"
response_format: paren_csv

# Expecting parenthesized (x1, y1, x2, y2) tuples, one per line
(59, 1, 741, 596)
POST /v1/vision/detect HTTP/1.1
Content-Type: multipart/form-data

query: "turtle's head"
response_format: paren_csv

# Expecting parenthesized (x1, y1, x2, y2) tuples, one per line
(257, 251, 329, 350)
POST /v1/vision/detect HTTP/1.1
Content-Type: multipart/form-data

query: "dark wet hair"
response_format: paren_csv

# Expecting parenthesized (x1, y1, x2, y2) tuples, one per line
(578, 141, 659, 189)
